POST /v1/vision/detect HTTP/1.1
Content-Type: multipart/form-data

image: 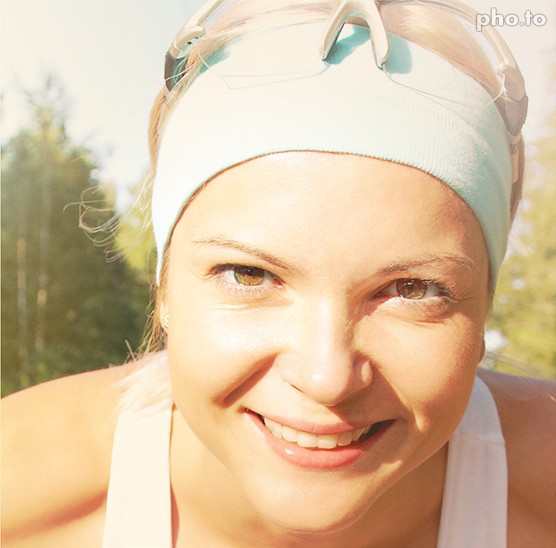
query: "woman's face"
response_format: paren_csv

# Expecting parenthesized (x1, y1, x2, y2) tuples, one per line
(164, 151, 490, 534)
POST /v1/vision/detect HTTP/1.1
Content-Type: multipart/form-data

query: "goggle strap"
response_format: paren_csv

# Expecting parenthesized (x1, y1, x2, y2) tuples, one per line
(184, 0, 227, 30)
(165, 0, 226, 90)
(511, 135, 522, 186)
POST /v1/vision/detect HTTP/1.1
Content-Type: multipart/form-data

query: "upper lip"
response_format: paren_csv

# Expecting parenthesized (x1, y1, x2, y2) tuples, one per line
(251, 411, 380, 436)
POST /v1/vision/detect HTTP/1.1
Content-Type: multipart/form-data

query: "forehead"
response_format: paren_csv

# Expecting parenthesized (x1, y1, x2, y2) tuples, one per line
(171, 151, 489, 279)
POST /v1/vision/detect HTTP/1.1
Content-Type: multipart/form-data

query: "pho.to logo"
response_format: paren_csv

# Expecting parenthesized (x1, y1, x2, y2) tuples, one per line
(476, 8, 547, 31)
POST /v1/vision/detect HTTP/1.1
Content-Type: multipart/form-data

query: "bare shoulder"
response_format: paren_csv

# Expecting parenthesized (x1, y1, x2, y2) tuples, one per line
(1, 363, 138, 546)
(479, 370, 556, 546)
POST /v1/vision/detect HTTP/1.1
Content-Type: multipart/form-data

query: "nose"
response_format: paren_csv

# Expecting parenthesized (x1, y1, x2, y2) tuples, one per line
(277, 298, 373, 406)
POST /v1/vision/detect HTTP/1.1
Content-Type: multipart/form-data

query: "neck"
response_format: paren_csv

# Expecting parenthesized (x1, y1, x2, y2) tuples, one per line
(170, 408, 447, 548)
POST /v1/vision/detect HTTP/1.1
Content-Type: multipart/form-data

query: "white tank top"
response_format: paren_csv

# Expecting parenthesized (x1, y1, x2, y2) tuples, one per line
(102, 377, 507, 547)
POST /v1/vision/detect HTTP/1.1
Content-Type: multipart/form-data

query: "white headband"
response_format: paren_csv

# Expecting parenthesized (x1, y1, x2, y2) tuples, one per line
(152, 22, 511, 282)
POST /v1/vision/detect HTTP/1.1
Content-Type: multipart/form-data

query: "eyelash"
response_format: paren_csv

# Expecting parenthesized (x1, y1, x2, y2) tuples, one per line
(376, 278, 455, 312)
(210, 264, 454, 308)
(211, 264, 282, 297)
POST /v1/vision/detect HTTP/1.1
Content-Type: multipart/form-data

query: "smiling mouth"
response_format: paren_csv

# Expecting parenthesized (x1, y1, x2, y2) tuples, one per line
(260, 416, 388, 450)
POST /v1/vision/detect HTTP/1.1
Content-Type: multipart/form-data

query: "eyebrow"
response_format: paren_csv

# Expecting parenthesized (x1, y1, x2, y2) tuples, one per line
(192, 236, 298, 272)
(192, 237, 480, 277)
(377, 254, 481, 276)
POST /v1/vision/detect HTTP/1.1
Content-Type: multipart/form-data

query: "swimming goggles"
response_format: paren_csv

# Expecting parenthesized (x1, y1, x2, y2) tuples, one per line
(164, 0, 527, 138)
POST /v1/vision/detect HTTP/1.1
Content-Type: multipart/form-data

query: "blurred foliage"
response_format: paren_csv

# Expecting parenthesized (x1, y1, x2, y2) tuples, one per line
(487, 87, 556, 380)
(1, 78, 151, 396)
(114, 177, 156, 283)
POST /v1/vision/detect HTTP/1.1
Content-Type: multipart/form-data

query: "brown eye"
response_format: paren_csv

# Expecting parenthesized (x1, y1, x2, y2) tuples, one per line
(396, 279, 431, 300)
(233, 266, 267, 286)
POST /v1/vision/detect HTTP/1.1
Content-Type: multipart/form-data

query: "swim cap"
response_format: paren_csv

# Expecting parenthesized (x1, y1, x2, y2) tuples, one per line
(152, 22, 511, 282)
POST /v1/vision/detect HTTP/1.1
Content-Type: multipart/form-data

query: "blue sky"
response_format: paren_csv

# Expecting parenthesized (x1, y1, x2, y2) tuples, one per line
(2, 0, 555, 203)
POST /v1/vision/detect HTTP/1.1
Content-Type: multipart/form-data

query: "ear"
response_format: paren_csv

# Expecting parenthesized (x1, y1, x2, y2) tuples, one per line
(159, 301, 170, 332)
(480, 337, 486, 363)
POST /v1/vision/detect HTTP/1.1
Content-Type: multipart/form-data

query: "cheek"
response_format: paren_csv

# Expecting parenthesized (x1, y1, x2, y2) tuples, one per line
(167, 298, 287, 406)
(366, 312, 483, 432)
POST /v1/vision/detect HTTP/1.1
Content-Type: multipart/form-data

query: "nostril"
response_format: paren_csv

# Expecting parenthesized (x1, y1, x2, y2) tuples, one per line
(275, 349, 371, 406)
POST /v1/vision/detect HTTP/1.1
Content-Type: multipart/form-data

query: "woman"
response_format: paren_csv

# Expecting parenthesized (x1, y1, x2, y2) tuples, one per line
(2, 1, 555, 546)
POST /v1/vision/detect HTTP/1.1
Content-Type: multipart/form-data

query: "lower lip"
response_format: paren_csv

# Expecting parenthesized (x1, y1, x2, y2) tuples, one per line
(247, 413, 392, 470)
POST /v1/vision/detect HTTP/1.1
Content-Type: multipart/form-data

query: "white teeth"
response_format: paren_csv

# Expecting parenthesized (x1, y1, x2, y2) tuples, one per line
(317, 434, 338, 449)
(297, 432, 318, 448)
(281, 425, 298, 443)
(337, 431, 353, 447)
(263, 417, 374, 450)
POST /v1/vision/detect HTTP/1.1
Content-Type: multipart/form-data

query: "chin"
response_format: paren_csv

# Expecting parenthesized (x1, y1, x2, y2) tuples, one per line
(262, 503, 368, 542)
(244, 474, 380, 537)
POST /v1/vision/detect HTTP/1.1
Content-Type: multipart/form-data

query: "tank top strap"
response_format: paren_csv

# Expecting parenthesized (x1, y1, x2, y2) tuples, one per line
(437, 376, 507, 548)
(102, 400, 173, 548)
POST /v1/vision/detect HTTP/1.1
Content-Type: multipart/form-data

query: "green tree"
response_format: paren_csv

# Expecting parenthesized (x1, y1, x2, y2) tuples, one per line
(487, 92, 556, 379)
(1, 78, 150, 396)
